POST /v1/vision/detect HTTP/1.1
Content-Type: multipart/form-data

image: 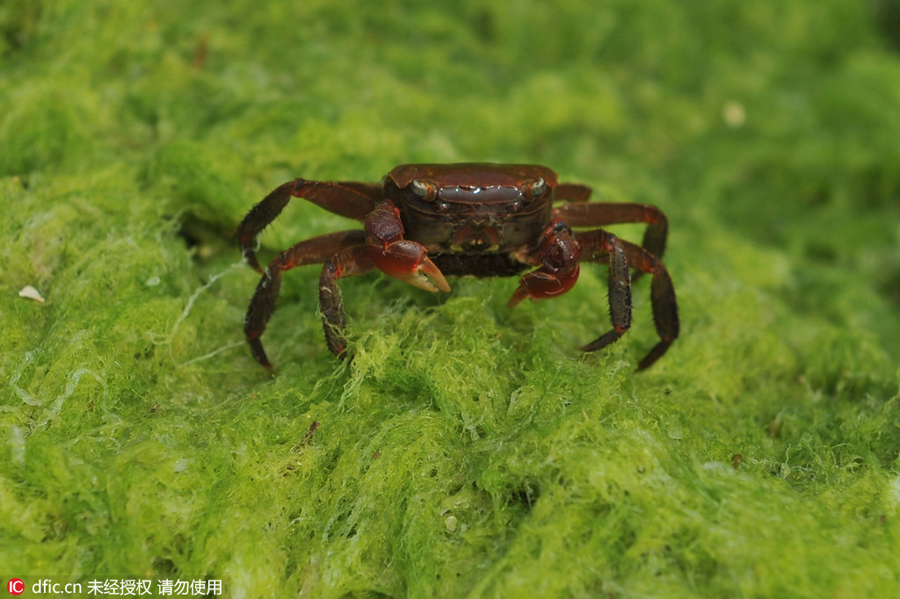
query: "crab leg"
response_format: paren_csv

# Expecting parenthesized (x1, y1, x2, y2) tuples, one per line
(244, 230, 368, 367)
(554, 202, 668, 261)
(515, 227, 635, 356)
(318, 245, 376, 357)
(577, 230, 679, 370)
(236, 179, 382, 273)
(554, 183, 593, 202)
(364, 202, 450, 293)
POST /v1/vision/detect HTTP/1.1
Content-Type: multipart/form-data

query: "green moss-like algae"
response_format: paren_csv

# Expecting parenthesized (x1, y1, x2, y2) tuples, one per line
(3, 0, 900, 597)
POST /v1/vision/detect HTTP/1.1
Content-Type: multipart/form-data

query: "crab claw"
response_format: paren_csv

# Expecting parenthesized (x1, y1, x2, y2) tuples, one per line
(409, 253, 451, 292)
(368, 239, 451, 293)
(507, 263, 580, 308)
(508, 219, 581, 308)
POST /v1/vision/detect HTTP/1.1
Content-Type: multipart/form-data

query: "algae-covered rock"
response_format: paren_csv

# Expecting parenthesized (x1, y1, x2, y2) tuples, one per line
(2, 1, 899, 597)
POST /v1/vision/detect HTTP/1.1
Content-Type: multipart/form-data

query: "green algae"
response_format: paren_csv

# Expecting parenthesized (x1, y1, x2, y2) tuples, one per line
(2, 1, 900, 597)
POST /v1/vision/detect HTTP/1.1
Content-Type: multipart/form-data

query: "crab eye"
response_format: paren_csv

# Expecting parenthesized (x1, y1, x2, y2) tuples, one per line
(410, 179, 436, 201)
(524, 177, 547, 199)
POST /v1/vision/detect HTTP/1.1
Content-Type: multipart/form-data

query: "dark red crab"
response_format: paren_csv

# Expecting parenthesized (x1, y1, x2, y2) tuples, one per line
(236, 163, 679, 370)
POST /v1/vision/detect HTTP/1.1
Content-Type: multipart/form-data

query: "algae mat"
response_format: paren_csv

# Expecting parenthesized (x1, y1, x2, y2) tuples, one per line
(3, 1, 900, 597)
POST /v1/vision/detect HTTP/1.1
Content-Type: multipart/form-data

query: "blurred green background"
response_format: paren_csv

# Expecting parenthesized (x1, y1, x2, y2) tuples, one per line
(2, 0, 900, 597)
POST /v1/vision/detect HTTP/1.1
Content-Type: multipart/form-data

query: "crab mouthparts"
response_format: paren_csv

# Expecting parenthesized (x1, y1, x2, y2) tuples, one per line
(452, 223, 502, 252)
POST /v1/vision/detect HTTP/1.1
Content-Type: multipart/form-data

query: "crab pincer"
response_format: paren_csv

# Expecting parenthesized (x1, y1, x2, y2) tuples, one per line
(507, 220, 581, 307)
(364, 202, 450, 293)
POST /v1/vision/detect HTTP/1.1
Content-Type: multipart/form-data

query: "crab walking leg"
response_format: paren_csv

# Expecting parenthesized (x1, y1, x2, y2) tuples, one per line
(364, 202, 451, 293)
(236, 179, 381, 273)
(554, 202, 669, 261)
(554, 183, 593, 202)
(559, 229, 634, 354)
(318, 246, 377, 356)
(244, 230, 368, 368)
(577, 231, 679, 370)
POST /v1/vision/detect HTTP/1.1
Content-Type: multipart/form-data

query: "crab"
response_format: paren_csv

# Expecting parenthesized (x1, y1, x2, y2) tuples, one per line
(237, 163, 679, 370)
